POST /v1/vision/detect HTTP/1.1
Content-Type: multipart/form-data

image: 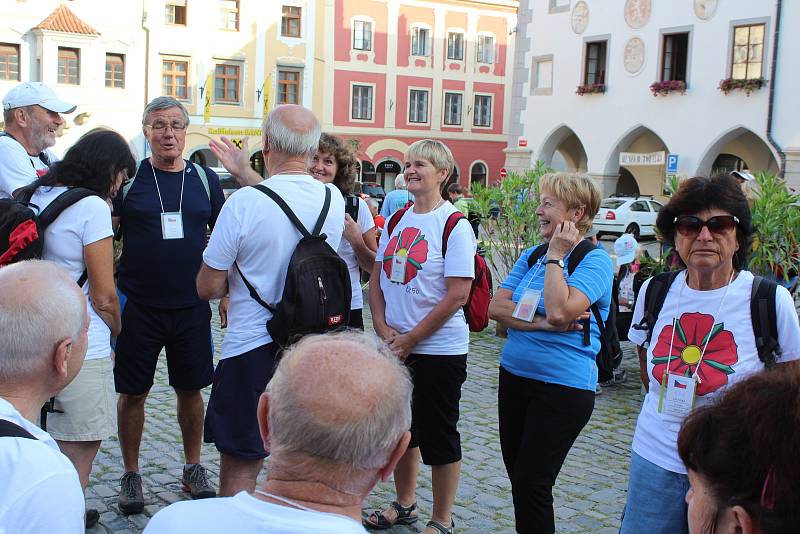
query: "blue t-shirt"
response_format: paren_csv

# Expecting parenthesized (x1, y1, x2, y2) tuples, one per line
(113, 159, 224, 308)
(380, 189, 414, 218)
(499, 244, 613, 390)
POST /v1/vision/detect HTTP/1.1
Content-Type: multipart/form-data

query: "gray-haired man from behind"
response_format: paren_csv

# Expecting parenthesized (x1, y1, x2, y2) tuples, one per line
(0, 260, 89, 533)
(144, 332, 412, 534)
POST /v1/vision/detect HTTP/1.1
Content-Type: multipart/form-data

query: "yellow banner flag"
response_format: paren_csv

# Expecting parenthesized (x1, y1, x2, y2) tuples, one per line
(203, 71, 214, 124)
(262, 72, 273, 119)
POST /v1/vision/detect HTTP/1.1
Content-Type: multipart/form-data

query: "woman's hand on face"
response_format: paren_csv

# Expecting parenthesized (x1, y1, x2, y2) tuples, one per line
(548, 221, 581, 259)
(343, 214, 361, 244)
(386, 332, 416, 361)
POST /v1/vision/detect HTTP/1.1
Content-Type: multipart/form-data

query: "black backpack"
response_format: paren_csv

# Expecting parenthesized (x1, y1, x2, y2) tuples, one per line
(631, 270, 782, 368)
(236, 184, 351, 349)
(526, 239, 618, 380)
(0, 187, 98, 286)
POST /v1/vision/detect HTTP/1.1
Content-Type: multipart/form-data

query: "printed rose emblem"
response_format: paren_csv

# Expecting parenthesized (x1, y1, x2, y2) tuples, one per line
(651, 312, 738, 396)
(382, 227, 428, 284)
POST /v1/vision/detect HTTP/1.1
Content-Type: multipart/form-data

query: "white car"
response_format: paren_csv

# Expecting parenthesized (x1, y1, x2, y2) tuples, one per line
(592, 196, 664, 239)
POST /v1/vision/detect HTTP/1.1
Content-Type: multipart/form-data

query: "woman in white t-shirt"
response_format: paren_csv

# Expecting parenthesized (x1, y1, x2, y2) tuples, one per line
(309, 133, 376, 329)
(18, 129, 135, 527)
(365, 140, 476, 534)
(620, 175, 800, 533)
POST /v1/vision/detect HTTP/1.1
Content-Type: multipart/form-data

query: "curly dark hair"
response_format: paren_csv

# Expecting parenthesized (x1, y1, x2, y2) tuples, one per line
(19, 128, 136, 200)
(317, 133, 359, 195)
(656, 174, 753, 269)
(678, 365, 800, 533)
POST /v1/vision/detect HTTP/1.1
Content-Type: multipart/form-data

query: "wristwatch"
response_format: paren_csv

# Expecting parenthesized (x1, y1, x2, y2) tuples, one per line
(545, 258, 565, 268)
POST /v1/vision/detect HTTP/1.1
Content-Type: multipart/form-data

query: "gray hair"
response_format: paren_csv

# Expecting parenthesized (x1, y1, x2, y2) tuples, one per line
(0, 261, 85, 381)
(263, 106, 321, 160)
(266, 331, 412, 470)
(142, 96, 190, 126)
(394, 174, 406, 189)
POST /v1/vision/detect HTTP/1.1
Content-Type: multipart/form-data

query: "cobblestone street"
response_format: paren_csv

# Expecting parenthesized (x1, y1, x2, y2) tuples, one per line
(87, 301, 643, 533)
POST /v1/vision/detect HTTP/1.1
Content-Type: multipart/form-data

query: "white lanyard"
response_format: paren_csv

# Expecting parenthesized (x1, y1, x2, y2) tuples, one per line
(253, 489, 315, 512)
(151, 161, 185, 214)
(666, 270, 735, 384)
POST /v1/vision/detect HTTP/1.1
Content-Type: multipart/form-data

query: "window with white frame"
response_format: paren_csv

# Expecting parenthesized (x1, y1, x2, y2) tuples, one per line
(353, 20, 373, 51)
(409, 89, 429, 123)
(411, 26, 430, 57)
(351, 85, 373, 120)
(165, 0, 187, 25)
(473, 94, 492, 127)
(531, 56, 553, 94)
(476, 35, 494, 64)
(443, 92, 462, 125)
(447, 32, 464, 60)
(219, 0, 239, 31)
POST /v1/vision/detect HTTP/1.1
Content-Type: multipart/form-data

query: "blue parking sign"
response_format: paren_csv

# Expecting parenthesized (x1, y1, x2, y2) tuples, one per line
(667, 154, 679, 174)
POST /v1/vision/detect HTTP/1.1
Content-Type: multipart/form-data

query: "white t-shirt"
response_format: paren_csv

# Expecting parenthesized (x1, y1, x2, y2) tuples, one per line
(339, 197, 375, 310)
(376, 202, 476, 355)
(143, 491, 368, 534)
(203, 175, 344, 359)
(628, 270, 800, 474)
(0, 398, 85, 534)
(0, 135, 57, 199)
(30, 186, 114, 360)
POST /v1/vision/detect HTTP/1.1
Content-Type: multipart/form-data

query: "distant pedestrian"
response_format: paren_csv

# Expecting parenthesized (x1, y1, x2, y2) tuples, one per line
(380, 174, 414, 218)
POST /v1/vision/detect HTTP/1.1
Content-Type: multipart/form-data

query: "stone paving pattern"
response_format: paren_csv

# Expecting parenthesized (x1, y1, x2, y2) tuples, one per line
(87, 300, 644, 533)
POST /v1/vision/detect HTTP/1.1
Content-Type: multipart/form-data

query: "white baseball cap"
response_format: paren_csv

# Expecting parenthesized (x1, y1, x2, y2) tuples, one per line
(614, 233, 638, 266)
(2, 82, 76, 113)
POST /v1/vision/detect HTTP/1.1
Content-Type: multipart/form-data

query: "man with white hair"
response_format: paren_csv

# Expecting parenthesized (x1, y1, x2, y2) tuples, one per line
(380, 173, 414, 218)
(197, 104, 345, 496)
(0, 260, 89, 533)
(0, 82, 76, 198)
(143, 331, 412, 534)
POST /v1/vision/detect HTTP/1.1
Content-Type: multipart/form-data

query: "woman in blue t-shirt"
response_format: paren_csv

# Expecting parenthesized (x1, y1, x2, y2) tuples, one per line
(488, 172, 612, 534)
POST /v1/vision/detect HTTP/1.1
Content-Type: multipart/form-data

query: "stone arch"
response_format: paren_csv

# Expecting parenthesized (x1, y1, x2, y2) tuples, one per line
(537, 124, 589, 172)
(365, 139, 410, 160)
(603, 124, 669, 196)
(696, 126, 779, 177)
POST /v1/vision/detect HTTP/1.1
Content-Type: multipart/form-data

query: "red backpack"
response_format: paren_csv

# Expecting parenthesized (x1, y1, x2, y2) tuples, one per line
(386, 207, 492, 332)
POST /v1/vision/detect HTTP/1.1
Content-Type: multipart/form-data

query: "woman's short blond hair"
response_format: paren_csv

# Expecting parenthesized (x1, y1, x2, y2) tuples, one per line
(540, 172, 601, 234)
(405, 139, 455, 176)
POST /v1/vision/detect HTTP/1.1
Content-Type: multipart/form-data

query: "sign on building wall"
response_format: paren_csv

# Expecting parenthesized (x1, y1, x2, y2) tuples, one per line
(619, 151, 665, 166)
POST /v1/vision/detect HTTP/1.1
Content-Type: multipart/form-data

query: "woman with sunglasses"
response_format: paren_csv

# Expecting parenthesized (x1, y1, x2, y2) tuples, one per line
(619, 174, 800, 533)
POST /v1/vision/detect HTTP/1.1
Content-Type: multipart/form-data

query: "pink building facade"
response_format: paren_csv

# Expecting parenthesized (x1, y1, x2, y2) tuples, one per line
(319, 0, 518, 192)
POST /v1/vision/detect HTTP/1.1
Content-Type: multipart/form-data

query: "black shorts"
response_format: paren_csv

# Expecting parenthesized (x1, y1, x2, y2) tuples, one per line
(114, 300, 214, 395)
(405, 353, 468, 466)
(203, 343, 279, 460)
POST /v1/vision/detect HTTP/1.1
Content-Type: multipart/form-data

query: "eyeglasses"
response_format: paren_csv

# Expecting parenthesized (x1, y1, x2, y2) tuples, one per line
(146, 121, 187, 133)
(674, 215, 739, 236)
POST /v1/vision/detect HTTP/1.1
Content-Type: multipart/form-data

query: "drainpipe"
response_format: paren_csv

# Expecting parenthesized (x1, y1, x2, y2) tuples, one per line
(141, 3, 151, 159)
(766, 0, 785, 177)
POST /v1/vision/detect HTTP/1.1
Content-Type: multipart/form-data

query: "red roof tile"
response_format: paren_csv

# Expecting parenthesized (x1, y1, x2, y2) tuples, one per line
(34, 4, 99, 35)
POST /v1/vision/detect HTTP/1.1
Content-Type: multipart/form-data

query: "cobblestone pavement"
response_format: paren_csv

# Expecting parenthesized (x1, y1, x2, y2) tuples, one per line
(87, 301, 643, 533)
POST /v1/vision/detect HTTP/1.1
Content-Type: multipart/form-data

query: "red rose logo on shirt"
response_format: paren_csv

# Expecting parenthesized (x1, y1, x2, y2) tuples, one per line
(382, 227, 428, 284)
(651, 312, 738, 396)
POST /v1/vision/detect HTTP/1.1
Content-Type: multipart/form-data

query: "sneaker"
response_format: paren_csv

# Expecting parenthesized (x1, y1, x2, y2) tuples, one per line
(118, 471, 144, 515)
(600, 368, 628, 387)
(595, 384, 602, 395)
(85, 508, 100, 529)
(182, 464, 216, 499)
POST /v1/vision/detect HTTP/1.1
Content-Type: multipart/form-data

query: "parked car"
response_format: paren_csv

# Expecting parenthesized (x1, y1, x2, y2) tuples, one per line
(592, 196, 664, 239)
(355, 181, 386, 208)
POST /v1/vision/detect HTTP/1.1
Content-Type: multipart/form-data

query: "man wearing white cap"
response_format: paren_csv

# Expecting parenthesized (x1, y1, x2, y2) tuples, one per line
(0, 82, 76, 199)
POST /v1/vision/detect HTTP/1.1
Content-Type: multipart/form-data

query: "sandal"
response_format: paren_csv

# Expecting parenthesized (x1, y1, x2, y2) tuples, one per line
(363, 501, 418, 530)
(426, 519, 455, 534)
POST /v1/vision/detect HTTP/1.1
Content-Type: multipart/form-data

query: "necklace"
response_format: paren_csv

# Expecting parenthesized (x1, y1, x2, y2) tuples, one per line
(413, 197, 444, 214)
(253, 489, 315, 512)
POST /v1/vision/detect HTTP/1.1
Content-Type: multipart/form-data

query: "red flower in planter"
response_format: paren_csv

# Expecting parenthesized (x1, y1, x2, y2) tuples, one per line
(651, 312, 738, 396)
(382, 227, 429, 284)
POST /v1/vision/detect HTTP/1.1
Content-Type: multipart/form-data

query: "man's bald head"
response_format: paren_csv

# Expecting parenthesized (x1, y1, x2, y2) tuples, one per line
(263, 104, 321, 161)
(0, 260, 86, 381)
(266, 331, 412, 471)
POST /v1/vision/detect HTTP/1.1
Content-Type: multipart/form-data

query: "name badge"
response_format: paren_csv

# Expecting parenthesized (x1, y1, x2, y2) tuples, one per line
(658, 372, 697, 418)
(512, 288, 541, 322)
(390, 253, 407, 283)
(161, 212, 184, 240)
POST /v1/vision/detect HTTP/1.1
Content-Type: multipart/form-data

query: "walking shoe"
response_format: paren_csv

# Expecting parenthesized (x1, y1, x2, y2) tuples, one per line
(182, 464, 216, 499)
(85, 508, 100, 528)
(118, 471, 144, 515)
(599, 368, 628, 387)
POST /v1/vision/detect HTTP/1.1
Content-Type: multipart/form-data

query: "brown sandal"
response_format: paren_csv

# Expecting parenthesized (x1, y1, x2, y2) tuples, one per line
(363, 501, 418, 530)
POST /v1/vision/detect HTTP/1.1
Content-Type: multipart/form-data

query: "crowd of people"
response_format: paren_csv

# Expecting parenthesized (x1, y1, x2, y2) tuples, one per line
(1, 80, 800, 534)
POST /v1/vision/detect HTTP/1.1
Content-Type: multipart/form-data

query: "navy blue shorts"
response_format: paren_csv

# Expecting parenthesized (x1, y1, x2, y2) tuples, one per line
(203, 343, 279, 459)
(114, 299, 214, 395)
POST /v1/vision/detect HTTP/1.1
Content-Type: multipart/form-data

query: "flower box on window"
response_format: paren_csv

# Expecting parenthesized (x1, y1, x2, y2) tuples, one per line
(575, 83, 606, 95)
(650, 80, 686, 96)
(718, 77, 767, 96)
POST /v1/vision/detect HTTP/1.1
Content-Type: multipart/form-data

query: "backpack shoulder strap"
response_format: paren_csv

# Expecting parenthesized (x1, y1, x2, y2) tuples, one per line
(631, 270, 682, 346)
(122, 160, 143, 201)
(750, 275, 780, 367)
(38, 188, 98, 228)
(567, 239, 597, 275)
(235, 262, 275, 312)
(0, 419, 36, 440)
(252, 184, 312, 238)
(526, 243, 549, 270)
(441, 211, 467, 256)
(311, 186, 332, 236)
(386, 206, 410, 237)
(192, 163, 211, 200)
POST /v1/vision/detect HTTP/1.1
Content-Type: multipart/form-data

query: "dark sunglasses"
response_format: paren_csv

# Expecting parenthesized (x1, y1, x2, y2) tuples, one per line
(674, 215, 739, 236)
